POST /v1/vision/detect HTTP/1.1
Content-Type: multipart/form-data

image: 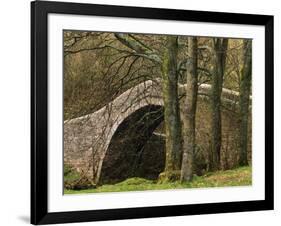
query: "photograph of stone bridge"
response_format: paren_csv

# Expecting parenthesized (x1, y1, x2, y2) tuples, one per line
(63, 31, 252, 193)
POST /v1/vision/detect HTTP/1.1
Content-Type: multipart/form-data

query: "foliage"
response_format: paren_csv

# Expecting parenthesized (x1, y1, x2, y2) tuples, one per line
(64, 165, 95, 190)
(64, 165, 80, 184)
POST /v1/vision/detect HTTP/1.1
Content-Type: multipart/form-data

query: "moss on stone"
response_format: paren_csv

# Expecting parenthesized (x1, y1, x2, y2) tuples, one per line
(158, 170, 181, 183)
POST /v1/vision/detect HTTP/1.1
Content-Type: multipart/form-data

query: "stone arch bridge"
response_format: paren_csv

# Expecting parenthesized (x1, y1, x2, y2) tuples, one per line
(64, 79, 241, 185)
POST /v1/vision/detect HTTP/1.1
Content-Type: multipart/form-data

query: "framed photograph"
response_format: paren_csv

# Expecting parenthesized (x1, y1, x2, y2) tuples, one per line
(31, 0, 274, 224)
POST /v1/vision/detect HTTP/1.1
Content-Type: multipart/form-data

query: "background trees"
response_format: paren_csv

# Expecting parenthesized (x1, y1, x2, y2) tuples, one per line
(210, 38, 228, 171)
(239, 40, 252, 166)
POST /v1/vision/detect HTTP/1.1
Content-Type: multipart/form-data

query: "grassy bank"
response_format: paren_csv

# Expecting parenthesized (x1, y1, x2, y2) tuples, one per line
(64, 166, 251, 194)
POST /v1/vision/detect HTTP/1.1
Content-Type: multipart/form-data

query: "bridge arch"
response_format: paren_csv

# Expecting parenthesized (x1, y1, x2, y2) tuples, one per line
(64, 80, 165, 184)
(99, 104, 164, 184)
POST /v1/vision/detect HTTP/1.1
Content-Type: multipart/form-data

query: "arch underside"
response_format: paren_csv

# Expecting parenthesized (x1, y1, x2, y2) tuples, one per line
(99, 105, 165, 184)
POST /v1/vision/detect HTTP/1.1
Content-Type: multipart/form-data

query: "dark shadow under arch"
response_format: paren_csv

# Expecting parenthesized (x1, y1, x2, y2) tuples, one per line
(99, 105, 165, 184)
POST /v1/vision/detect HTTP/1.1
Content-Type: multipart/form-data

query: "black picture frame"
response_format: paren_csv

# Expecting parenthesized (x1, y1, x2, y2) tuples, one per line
(31, 0, 274, 224)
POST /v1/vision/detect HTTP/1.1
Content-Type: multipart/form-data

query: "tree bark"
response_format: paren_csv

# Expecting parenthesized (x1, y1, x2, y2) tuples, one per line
(210, 38, 228, 171)
(161, 36, 182, 176)
(180, 37, 198, 182)
(239, 40, 252, 166)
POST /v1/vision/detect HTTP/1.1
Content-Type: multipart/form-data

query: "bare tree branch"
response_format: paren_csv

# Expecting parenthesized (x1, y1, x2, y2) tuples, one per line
(114, 33, 162, 64)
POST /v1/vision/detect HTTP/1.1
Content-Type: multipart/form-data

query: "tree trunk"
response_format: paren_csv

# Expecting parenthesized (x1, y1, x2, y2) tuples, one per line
(180, 37, 198, 182)
(239, 40, 252, 166)
(210, 38, 228, 171)
(161, 36, 182, 180)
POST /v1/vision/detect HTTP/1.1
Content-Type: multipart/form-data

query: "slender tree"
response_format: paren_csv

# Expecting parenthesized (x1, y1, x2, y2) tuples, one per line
(113, 34, 182, 180)
(180, 37, 198, 182)
(239, 39, 252, 166)
(161, 35, 182, 179)
(210, 38, 228, 170)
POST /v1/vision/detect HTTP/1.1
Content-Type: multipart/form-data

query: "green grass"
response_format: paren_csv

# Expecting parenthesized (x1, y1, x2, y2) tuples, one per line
(64, 164, 81, 184)
(64, 166, 251, 194)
